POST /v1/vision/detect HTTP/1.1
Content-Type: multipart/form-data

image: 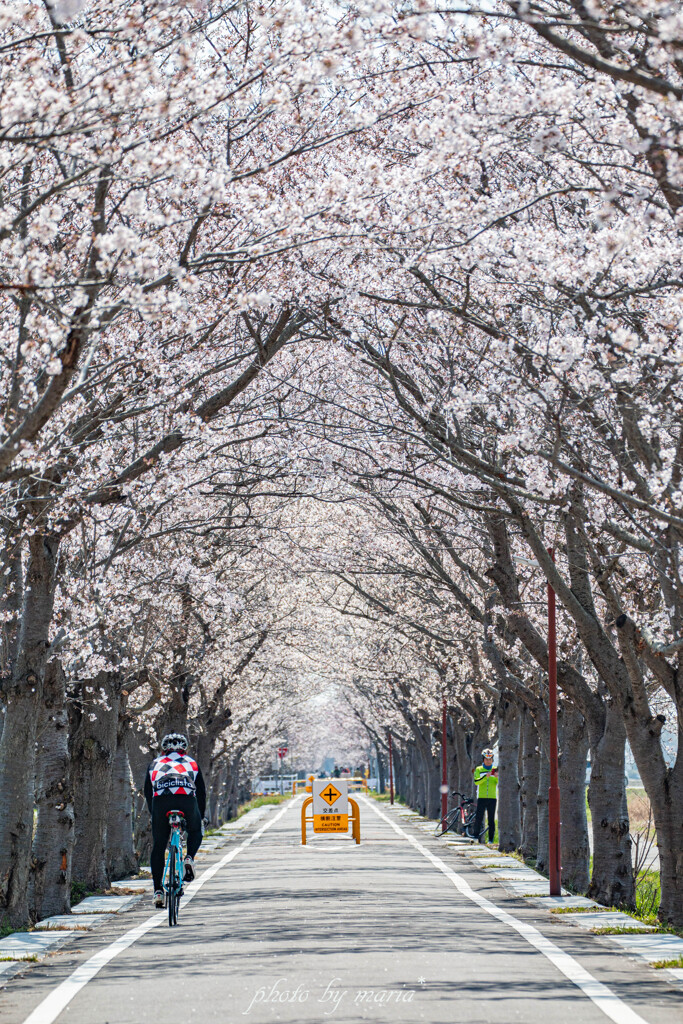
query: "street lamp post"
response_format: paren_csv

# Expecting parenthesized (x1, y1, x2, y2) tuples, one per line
(388, 730, 394, 805)
(547, 552, 562, 896)
(441, 697, 448, 822)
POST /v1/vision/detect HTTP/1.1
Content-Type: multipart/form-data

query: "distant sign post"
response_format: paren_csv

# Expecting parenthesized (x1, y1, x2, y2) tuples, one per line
(312, 779, 349, 833)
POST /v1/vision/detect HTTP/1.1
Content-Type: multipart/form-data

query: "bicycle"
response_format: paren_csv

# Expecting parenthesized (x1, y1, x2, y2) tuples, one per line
(433, 791, 486, 840)
(163, 810, 186, 926)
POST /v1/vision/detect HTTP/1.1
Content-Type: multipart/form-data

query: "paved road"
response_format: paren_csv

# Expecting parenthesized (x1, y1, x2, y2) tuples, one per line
(2, 797, 680, 1024)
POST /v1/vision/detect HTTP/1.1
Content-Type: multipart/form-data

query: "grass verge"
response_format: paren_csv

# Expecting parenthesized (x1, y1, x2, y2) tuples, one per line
(590, 926, 656, 935)
(652, 957, 683, 969)
(70, 880, 100, 907)
(635, 870, 661, 922)
(368, 792, 406, 804)
(550, 907, 597, 914)
(237, 793, 291, 817)
(0, 919, 27, 939)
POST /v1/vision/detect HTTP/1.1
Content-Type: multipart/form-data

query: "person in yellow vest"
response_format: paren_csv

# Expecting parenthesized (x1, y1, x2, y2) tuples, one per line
(472, 748, 498, 843)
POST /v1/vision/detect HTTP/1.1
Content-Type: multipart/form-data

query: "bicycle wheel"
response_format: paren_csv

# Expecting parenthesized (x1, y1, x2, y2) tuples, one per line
(464, 813, 487, 841)
(168, 847, 177, 927)
(434, 808, 459, 837)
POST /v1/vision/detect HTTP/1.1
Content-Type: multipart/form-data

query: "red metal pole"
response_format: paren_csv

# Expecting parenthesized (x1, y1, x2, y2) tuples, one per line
(547, 547, 562, 896)
(388, 731, 394, 805)
(441, 697, 448, 822)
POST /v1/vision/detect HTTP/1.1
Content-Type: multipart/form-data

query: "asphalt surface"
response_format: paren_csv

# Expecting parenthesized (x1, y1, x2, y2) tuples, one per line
(2, 796, 681, 1024)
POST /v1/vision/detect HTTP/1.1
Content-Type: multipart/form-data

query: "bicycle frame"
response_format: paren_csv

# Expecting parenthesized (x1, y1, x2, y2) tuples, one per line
(162, 811, 186, 926)
(162, 827, 184, 889)
(434, 790, 486, 841)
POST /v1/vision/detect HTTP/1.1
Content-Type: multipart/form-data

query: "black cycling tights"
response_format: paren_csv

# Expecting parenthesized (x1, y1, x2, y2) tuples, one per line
(150, 792, 202, 891)
(474, 797, 497, 844)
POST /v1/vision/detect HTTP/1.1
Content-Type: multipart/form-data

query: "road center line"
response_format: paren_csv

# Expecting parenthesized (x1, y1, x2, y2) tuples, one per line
(364, 799, 650, 1024)
(22, 801, 294, 1024)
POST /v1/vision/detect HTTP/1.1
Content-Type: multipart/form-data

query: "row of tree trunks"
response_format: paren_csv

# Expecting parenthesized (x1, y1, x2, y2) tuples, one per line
(486, 515, 634, 905)
(70, 673, 122, 891)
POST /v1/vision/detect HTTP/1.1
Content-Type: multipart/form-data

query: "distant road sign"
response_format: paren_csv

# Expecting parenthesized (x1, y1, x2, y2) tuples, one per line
(278, 747, 288, 757)
(312, 779, 348, 832)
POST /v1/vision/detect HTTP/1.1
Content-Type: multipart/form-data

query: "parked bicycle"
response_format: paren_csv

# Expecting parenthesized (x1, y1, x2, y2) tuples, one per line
(434, 791, 486, 840)
(163, 810, 186, 926)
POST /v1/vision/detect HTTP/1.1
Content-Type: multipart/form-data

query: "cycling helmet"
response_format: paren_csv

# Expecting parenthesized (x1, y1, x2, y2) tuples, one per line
(161, 733, 188, 753)
(482, 748, 494, 758)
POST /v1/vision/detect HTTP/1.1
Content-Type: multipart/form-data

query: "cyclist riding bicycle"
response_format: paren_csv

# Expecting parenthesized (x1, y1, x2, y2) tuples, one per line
(144, 733, 206, 908)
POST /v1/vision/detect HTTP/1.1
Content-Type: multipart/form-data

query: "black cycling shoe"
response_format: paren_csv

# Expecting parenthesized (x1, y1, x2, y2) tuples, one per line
(183, 856, 195, 882)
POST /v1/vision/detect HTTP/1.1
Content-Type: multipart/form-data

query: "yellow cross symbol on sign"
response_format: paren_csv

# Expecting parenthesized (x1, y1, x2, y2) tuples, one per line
(320, 784, 341, 806)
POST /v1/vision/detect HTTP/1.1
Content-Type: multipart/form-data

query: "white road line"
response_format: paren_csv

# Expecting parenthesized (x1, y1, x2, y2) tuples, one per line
(365, 799, 650, 1024)
(22, 801, 294, 1024)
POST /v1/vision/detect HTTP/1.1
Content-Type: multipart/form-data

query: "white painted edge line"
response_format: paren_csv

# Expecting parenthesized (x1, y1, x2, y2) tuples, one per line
(22, 800, 293, 1024)
(364, 798, 650, 1024)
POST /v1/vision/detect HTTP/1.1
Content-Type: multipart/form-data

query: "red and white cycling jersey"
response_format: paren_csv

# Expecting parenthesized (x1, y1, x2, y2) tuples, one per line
(149, 752, 199, 797)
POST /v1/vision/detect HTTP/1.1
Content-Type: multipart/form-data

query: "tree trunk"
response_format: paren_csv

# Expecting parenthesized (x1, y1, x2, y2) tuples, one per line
(194, 730, 213, 785)
(535, 738, 550, 875)
(223, 757, 241, 820)
(392, 743, 405, 803)
(520, 707, 540, 861)
(558, 702, 590, 892)
(0, 535, 24, 743)
(0, 531, 59, 926)
(445, 714, 457, 799)
(208, 764, 226, 825)
(586, 702, 634, 908)
(425, 744, 440, 820)
(497, 694, 522, 852)
(619, 699, 683, 926)
(220, 764, 232, 821)
(411, 745, 421, 811)
(376, 743, 385, 794)
(71, 673, 121, 890)
(106, 729, 138, 880)
(125, 725, 152, 864)
(614, 705, 683, 924)
(32, 659, 74, 920)
(456, 722, 478, 798)
(652, 769, 683, 928)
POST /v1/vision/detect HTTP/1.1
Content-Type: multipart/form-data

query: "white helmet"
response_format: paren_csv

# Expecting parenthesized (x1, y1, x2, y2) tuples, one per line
(482, 748, 494, 758)
(161, 733, 188, 753)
